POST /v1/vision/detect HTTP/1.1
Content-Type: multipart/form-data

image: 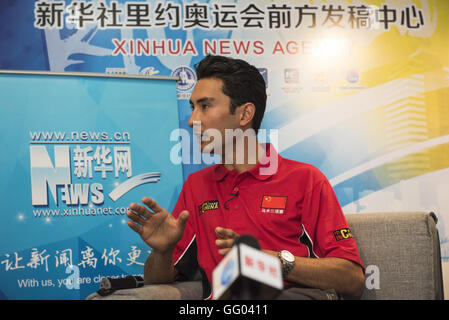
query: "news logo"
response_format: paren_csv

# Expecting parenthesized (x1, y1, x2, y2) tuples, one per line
(220, 259, 235, 287)
(171, 66, 196, 92)
(258, 68, 268, 88)
(29, 130, 161, 217)
(346, 69, 360, 84)
(284, 68, 299, 84)
(140, 66, 160, 76)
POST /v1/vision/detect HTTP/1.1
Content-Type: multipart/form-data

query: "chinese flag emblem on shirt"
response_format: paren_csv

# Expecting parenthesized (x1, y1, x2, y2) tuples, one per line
(261, 195, 287, 209)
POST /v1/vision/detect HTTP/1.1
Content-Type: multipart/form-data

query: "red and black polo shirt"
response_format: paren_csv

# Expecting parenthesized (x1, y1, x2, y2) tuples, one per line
(171, 144, 363, 299)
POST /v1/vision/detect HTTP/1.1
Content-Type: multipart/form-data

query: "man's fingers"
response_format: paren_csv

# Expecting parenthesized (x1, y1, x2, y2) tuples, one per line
(218, 248, 231, 256)
(215, 227, 238, 239)
(142, 197, 164, 213)
(129, 202, 151, 218)
(215, 238, 234, 248)
(127, 209, 146, 225)
(127, 220, 142, 235)
(215, 227, 239, 256)
(177, 210, 189, 228)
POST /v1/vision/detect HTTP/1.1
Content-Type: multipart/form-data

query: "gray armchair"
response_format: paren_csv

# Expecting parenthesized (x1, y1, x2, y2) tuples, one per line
(86, 211, 444, 300)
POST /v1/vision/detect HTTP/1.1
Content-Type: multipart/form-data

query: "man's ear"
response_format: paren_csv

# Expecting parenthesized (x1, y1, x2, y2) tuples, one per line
(239, 103, 256, 127)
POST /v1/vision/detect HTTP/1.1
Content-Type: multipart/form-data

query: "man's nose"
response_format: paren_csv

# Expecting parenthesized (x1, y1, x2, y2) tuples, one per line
(188, 108, 198, 128)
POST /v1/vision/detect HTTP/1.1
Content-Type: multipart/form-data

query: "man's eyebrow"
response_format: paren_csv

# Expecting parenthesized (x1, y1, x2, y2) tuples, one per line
(189, 97, 215, 105)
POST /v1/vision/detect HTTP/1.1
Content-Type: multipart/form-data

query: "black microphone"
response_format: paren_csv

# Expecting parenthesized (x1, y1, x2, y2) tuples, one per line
(97, 275, 144, 296)
(224, 187, 239, 209)
(212, 234, 283, 300)
(235, 234, 260, 249)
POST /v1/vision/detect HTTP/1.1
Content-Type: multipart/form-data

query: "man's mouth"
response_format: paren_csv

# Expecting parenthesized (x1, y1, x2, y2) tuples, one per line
(194, 131, 210, 142)
(200, 133, 211, 141)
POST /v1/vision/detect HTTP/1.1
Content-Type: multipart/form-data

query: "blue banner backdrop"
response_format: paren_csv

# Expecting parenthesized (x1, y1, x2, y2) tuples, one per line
(0, 71, 182, 299)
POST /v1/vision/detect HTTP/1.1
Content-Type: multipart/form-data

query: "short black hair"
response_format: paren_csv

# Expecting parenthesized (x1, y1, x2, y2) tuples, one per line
(194, 55, 267, 133)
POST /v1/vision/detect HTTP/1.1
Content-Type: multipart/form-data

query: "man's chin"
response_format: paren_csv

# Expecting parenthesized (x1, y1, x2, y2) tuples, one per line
(200, 141, 222, 155)
(201, 143, 215, 154)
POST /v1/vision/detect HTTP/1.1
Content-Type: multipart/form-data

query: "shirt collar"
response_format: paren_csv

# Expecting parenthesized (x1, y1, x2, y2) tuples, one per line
(212, 143, 281, 181)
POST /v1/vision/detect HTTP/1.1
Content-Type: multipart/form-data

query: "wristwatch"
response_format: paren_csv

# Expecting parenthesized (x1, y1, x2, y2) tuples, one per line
(278, 250, 295, 278)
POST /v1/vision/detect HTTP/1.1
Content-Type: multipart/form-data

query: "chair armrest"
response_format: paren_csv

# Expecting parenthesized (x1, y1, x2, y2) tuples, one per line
(85, 281, 203, 300)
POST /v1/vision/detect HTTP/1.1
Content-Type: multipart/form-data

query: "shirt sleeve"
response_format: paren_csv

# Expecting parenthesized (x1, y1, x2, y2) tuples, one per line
(301, 177, 364, 271)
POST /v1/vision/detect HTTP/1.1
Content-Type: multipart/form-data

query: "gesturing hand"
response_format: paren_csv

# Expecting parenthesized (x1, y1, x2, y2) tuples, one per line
(127, 197, 189, 253)
(215, 227, 240, 256)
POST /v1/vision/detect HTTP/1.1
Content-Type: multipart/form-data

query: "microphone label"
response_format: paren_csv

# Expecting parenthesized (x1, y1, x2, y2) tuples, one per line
(239, 244, 283, 290)
(220, 259, 236, 286)
(212, 246, 239, 299)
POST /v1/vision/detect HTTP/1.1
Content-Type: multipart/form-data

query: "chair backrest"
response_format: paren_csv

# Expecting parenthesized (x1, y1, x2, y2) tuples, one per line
(346, 211, 444, 300)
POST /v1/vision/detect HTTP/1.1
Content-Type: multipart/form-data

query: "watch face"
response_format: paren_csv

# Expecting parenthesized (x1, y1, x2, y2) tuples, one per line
(281, 250, 295, 263)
